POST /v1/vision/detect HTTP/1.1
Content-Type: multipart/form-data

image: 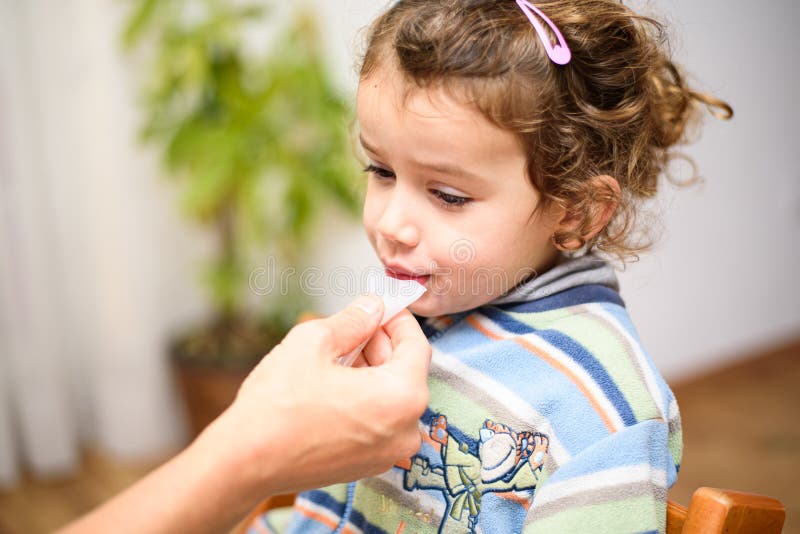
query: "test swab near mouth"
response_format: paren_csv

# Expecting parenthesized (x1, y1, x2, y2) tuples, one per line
(336, 272, 427, 366)
(371, 272, 428, 326)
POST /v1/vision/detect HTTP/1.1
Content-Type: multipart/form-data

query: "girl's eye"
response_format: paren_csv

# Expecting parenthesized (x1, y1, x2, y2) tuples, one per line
(432, 189, 471, 207)
(363, 164, 395, 179)
(364, 163, 471, 207)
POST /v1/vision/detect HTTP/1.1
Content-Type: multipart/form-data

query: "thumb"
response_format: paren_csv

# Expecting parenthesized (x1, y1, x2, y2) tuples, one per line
(317, 295, 384, 358)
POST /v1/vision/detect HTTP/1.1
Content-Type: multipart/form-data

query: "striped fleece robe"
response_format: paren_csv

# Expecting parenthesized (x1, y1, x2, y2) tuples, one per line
(249, 254, 681, 534)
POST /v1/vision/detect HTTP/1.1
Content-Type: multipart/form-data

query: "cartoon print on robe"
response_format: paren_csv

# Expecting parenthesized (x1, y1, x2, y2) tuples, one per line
(403, 415, 550, 534)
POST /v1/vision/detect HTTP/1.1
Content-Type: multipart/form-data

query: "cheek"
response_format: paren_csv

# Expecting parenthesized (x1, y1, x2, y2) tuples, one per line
(362, 208, 376, 247)
(447, 224, 537, 282)
(438, 226, 495, 269)
(362, 188, 382, 245)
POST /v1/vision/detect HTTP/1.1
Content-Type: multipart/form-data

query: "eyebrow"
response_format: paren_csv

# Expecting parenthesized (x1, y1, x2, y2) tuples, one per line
(359, 135, 489, 184)
(359, 135, 385, 158)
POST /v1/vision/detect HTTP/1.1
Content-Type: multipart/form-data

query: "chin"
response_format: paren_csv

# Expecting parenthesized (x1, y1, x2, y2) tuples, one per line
(409, 294, 486, 318)
(408, 294, 450, 318)
(408, 301, 436, 318)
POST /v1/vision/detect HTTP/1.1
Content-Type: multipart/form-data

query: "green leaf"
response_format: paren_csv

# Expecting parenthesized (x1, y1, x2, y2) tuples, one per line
(122, 0, 363, 333)
(121, 0, 160, 48)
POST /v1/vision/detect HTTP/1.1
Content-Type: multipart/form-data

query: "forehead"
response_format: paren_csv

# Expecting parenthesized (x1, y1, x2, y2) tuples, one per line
(356, 66, 524, 168)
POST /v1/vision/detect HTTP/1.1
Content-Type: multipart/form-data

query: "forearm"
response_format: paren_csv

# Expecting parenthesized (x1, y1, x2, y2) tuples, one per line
(55, 303, 430, 533)
(57, 424, 264, 534)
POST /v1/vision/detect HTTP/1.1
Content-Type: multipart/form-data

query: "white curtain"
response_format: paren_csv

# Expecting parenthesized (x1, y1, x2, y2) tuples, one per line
(0, 0, 196, 486)
(0, 0, 384, 488)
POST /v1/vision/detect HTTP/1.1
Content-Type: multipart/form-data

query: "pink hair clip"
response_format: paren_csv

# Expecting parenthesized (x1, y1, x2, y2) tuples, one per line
(515, 0, 572, 65)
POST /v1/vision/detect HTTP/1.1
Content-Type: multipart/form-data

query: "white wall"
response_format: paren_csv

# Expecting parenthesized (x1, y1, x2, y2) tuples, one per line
(617, 0, 800, 379)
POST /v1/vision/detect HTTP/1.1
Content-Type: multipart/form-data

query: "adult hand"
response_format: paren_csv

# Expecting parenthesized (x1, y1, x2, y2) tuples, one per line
(213, 295, 432, 495)
(58, 295, 431, 534)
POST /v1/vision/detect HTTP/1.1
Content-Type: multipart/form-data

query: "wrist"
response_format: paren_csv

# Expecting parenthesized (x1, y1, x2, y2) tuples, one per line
(57, 415, 270, 534)
(177, 424, 260, 527)
(192, 403, 287, 507)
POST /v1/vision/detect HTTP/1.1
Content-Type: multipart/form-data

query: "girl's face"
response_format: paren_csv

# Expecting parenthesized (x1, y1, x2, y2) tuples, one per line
(358, 66, 562, 317)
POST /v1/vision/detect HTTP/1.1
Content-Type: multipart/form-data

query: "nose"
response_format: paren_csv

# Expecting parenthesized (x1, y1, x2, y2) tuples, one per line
(376, 186, 421, 248)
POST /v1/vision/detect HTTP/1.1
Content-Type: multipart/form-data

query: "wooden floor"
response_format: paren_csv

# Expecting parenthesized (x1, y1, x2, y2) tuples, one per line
(0, 452, 159, 534)
(669, 339, 799, 533)
(1, 340, 798, 533)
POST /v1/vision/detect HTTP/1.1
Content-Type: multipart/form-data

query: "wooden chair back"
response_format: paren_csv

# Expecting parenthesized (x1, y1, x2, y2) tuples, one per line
(667, 487, 785, 534)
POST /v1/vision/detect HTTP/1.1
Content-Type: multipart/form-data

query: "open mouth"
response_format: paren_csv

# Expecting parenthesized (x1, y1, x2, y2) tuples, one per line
(385, 266, 431, 286)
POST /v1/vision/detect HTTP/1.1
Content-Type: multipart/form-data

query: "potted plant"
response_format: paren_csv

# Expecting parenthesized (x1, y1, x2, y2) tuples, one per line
(122, 0, 360, 435)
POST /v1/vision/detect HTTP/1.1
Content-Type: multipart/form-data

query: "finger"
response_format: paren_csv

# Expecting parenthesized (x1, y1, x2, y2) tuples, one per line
(363, 328, 392, 366)
(383, 310, 431, 379)
(351, 353, 369, 367)
(315, 295, 384, 360)
(383, 309, 424, 349)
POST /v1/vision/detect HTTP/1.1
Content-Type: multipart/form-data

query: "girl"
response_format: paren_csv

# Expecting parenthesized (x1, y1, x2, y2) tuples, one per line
(251, 0, 731, 532)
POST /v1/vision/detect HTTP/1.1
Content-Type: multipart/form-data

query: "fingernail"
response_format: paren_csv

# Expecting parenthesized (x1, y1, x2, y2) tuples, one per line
(352, 295, 380, 315)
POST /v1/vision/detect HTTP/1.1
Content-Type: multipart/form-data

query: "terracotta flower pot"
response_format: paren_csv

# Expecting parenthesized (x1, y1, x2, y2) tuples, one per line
(169, 320, 284, 437)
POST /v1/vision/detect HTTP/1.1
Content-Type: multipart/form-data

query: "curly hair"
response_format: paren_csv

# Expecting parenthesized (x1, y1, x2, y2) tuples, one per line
(359, 0, 732, 261)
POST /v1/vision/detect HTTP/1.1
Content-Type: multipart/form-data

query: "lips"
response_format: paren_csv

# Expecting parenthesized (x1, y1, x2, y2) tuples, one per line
(384, 264, 431, 285)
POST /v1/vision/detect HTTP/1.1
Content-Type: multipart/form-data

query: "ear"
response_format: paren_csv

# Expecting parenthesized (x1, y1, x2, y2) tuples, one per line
(555, 175, 620, 250)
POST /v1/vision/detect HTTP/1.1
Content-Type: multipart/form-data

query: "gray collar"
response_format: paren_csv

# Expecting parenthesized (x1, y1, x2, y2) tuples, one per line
(490, 253, 619, 306)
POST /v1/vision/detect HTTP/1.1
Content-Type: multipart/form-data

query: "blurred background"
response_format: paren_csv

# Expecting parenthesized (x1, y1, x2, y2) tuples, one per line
(0, 0, 797, 532)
